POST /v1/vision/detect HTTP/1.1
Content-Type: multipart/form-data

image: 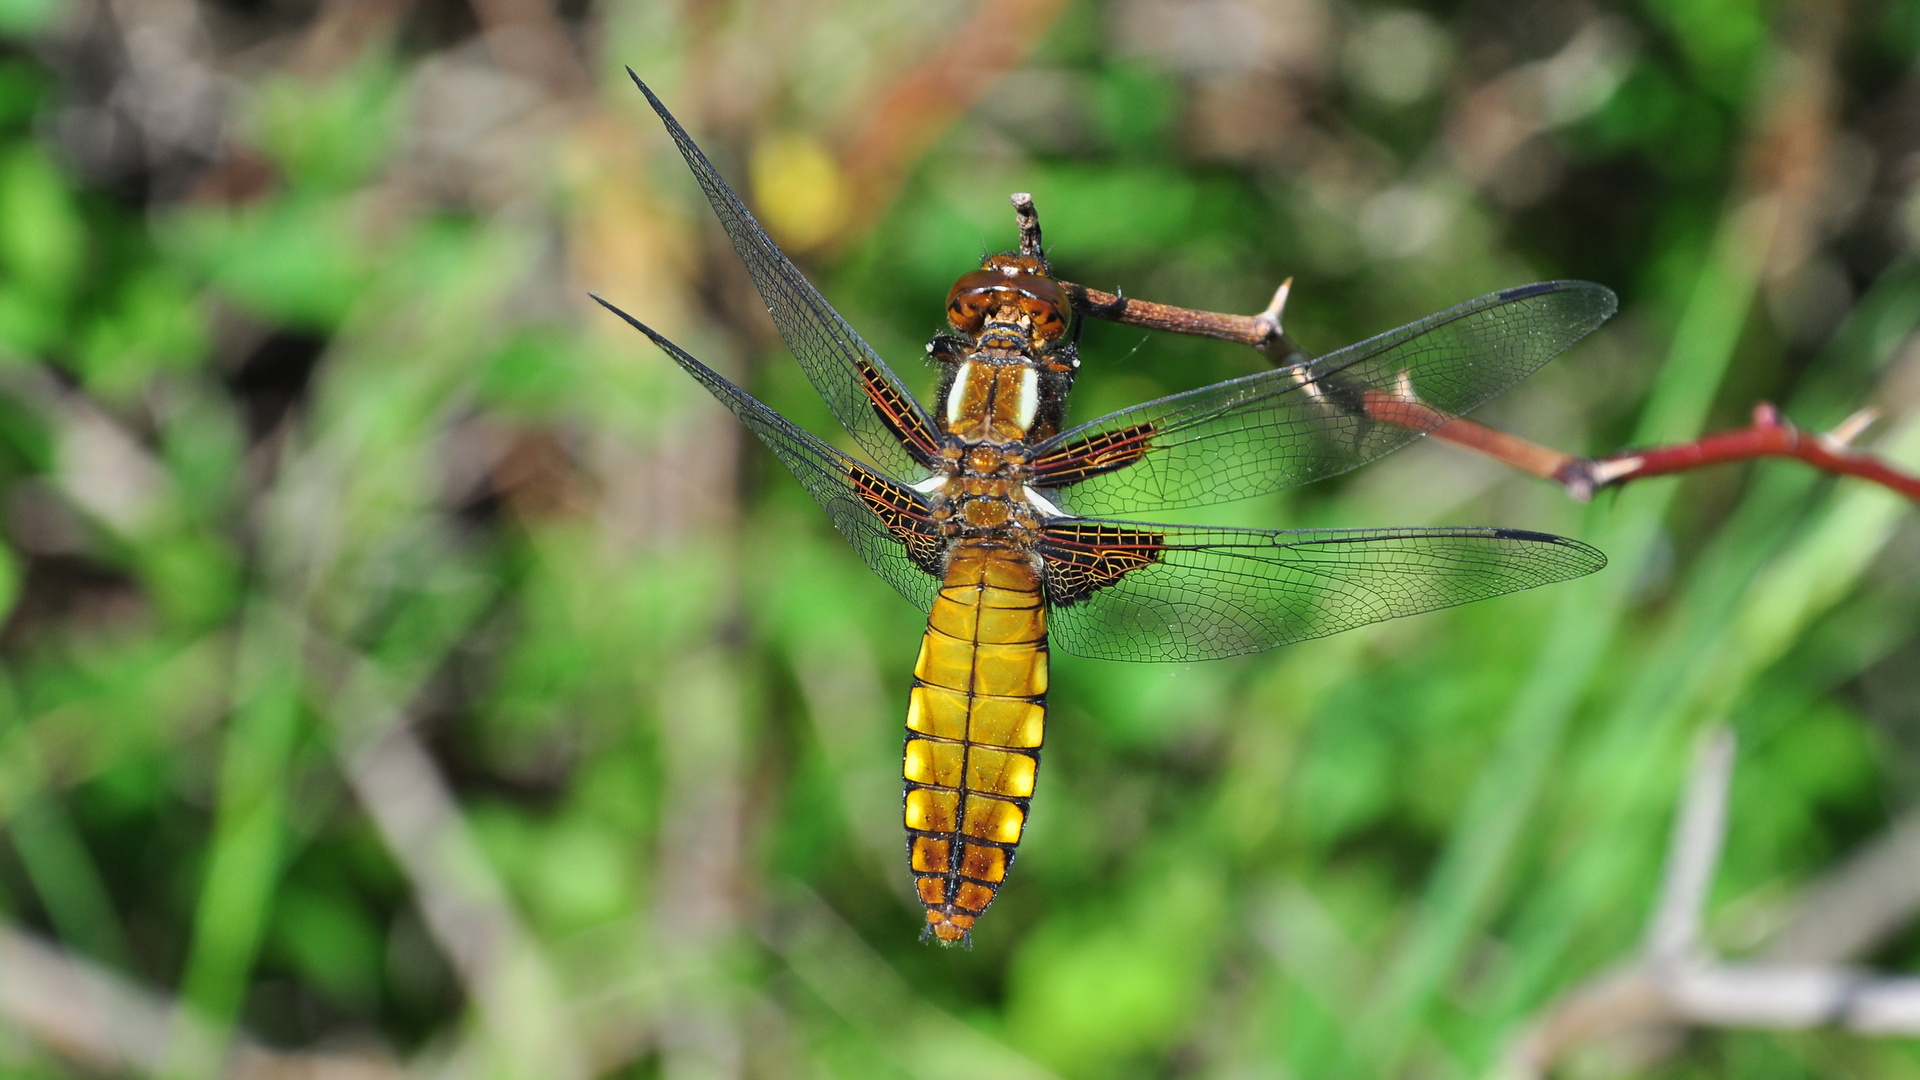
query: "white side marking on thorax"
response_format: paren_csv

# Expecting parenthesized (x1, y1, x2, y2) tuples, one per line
(1013, 367, 1039, 432)
(912, 475, 949, 494)
(1022, 486, 1067, 518)
(946, 360, 975, 427)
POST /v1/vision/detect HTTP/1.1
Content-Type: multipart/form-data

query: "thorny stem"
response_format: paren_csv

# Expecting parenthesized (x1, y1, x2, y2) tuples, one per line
(1056, 278, 1308, 366)
(1564, 403, 1920, 502)
(1015, 196, 1920, 506)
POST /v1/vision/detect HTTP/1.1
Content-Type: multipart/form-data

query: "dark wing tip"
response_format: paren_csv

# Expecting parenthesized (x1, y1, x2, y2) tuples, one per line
(588, 291, 627, 319)
(1495, 281, 1564, 302)
(589, 292, 668, 349)
(1490, 527, 1609, 576)
(1488, 526, 1562, 543)
(1499, 279, 1620, 320)
(625, 67, 672, 120)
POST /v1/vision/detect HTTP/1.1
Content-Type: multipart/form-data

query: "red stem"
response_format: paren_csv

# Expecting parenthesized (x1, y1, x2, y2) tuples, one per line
(1362, 390, 1578, 481)
(1562, 404, 1920, 503)
(1039, 223, 1920, 507)
(1362, 394, 1920, 505)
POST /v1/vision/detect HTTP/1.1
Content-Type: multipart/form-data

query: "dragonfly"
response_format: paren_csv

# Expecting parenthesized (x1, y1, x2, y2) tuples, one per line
(597, 71, 1614, 946)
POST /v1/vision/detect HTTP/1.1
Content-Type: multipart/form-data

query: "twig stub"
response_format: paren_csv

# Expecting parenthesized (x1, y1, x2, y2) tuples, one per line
(1011, 192, 1043, 259)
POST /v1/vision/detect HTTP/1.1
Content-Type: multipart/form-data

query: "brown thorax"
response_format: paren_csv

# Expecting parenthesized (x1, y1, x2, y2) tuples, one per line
(928, 442, 1043, 541)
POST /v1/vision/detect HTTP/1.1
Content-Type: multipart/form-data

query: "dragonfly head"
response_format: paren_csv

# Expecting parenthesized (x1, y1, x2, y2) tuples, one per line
(946, 254, 1073, 347)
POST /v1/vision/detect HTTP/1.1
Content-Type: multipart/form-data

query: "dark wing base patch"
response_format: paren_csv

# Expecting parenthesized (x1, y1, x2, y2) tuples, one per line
(852, 466, 947, 575)
(858, 360, 943, 469)
(1037, 522, 1165, 605)
(1031, 423, 1154, 487)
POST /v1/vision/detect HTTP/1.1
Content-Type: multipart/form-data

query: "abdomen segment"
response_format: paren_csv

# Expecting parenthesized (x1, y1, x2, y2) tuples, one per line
(903, 543, 1047, 945)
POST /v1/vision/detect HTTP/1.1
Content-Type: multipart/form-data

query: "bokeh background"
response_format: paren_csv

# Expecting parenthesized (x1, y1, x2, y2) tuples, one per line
(0, 0, 1918, 1077)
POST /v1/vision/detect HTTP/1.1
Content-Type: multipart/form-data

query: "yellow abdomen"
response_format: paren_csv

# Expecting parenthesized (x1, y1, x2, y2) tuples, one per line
(903, 541, 1047, 945)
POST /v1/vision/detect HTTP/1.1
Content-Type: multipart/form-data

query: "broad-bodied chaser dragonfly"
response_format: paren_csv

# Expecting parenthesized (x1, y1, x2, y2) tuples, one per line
(598, 71, 1613, 946)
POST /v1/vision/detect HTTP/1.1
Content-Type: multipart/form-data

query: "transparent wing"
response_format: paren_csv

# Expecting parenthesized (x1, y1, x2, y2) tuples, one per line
(1033, 282, 1617, 515)
(1037, 520, 1605, 662)
(595, 295, 942, 612)
(629, 71, 942, 478)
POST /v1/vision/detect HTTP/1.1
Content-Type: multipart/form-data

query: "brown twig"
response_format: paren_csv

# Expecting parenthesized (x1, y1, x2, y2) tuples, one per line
(1014, 188, 1920, 506)
(1059, 277, 1308, 364)
(1357, 393, 1579, 483)
(1012, 193, 1044, 260)
(1061, 278, 1276, 346)
(1562, 403, 1920, 501)
(1363, 397, 1920, 505)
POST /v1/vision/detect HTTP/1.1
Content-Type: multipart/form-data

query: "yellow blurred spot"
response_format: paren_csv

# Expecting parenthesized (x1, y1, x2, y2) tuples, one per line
(750, 132, 848, 252)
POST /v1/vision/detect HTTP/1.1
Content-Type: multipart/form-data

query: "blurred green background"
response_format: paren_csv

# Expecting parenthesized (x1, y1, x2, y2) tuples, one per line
(0, 0, 1917, 1077)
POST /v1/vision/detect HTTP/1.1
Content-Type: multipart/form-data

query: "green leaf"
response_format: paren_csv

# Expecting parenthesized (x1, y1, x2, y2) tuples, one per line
(0, 0, 67, 36)
(75, 267, 209, 398)
(0, 147, 80, 291)
(252, 63, 401, 193)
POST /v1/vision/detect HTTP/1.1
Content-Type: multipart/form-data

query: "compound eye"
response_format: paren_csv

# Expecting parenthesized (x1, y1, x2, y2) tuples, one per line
(1019, 276, 1071, 343)
(1028, 305, 1068, 342)
(946, 268, 1007, 333)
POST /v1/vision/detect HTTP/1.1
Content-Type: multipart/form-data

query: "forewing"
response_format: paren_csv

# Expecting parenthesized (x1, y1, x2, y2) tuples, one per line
(1034, 281, 1617, 515)
(629, 72, 942, 478)
(595, 295, 942, 612)
(1038, 521, 1604, 662)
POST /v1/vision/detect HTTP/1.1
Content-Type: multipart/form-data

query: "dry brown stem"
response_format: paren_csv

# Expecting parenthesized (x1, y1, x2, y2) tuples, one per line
(833, 0, 1075, 237)
(1496, 729, 1920, 1080)
(1763, 807, 1920, 965)
(0, 920, 403, 1078)
(322, 653, 592, 1080)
